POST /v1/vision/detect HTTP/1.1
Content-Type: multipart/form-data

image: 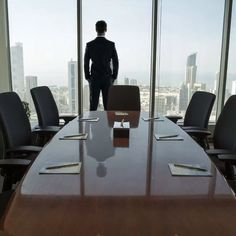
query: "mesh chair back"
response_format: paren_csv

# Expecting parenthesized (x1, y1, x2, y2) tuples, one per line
(107, 85, 141, 111)
(31, 86, 59, 126)
(0, 92, 32, 148)
(184, 91, 215, 128)
(214, 95, 236, 150)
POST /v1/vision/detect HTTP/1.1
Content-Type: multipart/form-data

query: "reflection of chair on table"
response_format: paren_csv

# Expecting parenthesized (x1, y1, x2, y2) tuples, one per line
(85, 115, 115, 177)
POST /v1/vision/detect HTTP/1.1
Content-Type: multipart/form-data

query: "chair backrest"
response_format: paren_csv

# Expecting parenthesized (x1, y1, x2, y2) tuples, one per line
(107, 85, 141, 111)
(31, 86, 59, 126)
(0, 92, 32, 148)
(214, 95, 236, 150)
(184, 91, 216, 128)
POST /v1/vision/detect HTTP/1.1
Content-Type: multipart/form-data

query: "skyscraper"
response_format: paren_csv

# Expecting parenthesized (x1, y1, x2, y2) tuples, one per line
(130, 79, 138, 86)
(179, 82, 188, 112)
(68, 59, 78, 113)
(25, 75, 37, 111)
(124, 77, 129, 85)
(10, 42, 25, 99)
(232, 80, 236, 95)
(83, 84, 90, 111)
(185, 53, 197, 90)
(155, 95, 166, 114)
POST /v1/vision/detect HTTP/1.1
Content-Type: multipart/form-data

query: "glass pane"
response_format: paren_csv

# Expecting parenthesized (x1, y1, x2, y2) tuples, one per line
(225, 2, 236, 102)
(8, 0, 77, 124)
(155, 0, 224, 122)
(82, 0, 152, 111)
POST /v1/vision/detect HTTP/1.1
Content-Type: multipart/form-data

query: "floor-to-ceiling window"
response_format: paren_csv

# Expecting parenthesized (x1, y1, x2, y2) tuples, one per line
(8, 0, 77, 123)
(225, 1, 236, 101)
(82, 0, 152, 111)
(7, 0, 231, 118)
(155, 0, 225, 121)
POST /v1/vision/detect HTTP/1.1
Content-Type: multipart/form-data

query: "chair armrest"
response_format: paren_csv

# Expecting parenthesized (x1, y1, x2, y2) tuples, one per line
(165, 115, 183, 124)
(218, 154, 236, 163)
(206, 149, 234, 156)
(0, 159, 31, 169)
(32, 126, 60, 134)
(182, 126, 208, 131)
(0, 159, 31, 192)
(185, 129, 211, 139)
(59, 115, 76, 124)
(6, 145, 42, 155)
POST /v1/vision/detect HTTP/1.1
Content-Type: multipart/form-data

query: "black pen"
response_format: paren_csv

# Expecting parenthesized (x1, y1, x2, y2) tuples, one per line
(63, 134, 86, 138)
(46, 163, 79, 170)
(174, 164, 207, 172)
(145, 117, 160, 121)
(159, 134, 178, 139)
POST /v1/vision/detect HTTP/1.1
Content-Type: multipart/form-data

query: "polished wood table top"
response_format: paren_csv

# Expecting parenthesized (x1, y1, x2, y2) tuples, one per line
(2, 111, 236, 236)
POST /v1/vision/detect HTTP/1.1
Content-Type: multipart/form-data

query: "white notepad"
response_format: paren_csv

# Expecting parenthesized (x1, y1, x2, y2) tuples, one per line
(39, 162, 81, 174)
(113, 121, 130, 129)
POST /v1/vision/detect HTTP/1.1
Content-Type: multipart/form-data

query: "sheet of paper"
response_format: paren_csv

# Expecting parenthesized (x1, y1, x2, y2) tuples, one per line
(59, 133, 88, 140)
(168, 163, 212, 176)
(114, 121, 130, 129)
(39, 162, 81, 174)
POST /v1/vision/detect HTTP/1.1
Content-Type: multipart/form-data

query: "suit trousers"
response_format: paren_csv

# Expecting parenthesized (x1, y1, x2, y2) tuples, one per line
(89, 77, 113, 111)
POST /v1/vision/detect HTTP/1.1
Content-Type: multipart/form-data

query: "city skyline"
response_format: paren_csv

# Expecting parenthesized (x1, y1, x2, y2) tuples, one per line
(7, 0, 236, 122)
(7, 0, 235, 89)
(10, 41, 223, 121)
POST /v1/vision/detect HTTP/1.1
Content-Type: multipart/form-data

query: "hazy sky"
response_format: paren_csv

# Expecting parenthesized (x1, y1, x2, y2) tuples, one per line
(8, 0, 234, 88)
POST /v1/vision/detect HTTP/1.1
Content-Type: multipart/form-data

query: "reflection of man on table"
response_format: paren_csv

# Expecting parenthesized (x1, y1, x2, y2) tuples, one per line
(84, 20, 119, 111)
(85, 116, 115, 177)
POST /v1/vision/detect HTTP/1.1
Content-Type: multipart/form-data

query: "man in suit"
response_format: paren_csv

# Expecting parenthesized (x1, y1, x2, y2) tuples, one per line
(84, 20, 119, 111)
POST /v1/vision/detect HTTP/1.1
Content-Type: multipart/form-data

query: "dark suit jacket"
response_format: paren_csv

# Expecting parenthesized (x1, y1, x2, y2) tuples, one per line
(84, 37, 119, 82)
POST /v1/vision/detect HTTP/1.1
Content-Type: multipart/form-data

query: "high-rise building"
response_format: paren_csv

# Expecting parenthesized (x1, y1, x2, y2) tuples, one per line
(155, 95, 166, 115)
(179, 82, 188, 112)
(124, 77, 129, 85)
(25, 76, 37, 111)
(232, 81, 236, 95)
(130, 79, 138, 86)
(214, 71, 220, 94)
(10, 42, 25, 99)
(83, 84, 90, 111)
(68, 59, 78, 113)
(185, 53, 197, 98)
(193, 82, 206, 92)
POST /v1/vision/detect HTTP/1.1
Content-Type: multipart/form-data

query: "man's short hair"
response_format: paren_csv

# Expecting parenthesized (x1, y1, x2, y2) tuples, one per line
(96, 20, 107, 34)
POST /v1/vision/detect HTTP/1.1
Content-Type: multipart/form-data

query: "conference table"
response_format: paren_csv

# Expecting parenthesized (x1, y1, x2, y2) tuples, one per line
(2, 111, 236, 236)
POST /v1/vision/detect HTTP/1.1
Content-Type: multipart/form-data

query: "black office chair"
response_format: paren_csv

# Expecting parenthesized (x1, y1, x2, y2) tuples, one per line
(31, 86, 76, 127)
(0, 92, 55, 191)
(167, 91, 215, 148)
(107, 85, 141, 111)
(182, 91, 215, 129)
(188, 95, 236, 179)
(167, 91, 215, 128)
